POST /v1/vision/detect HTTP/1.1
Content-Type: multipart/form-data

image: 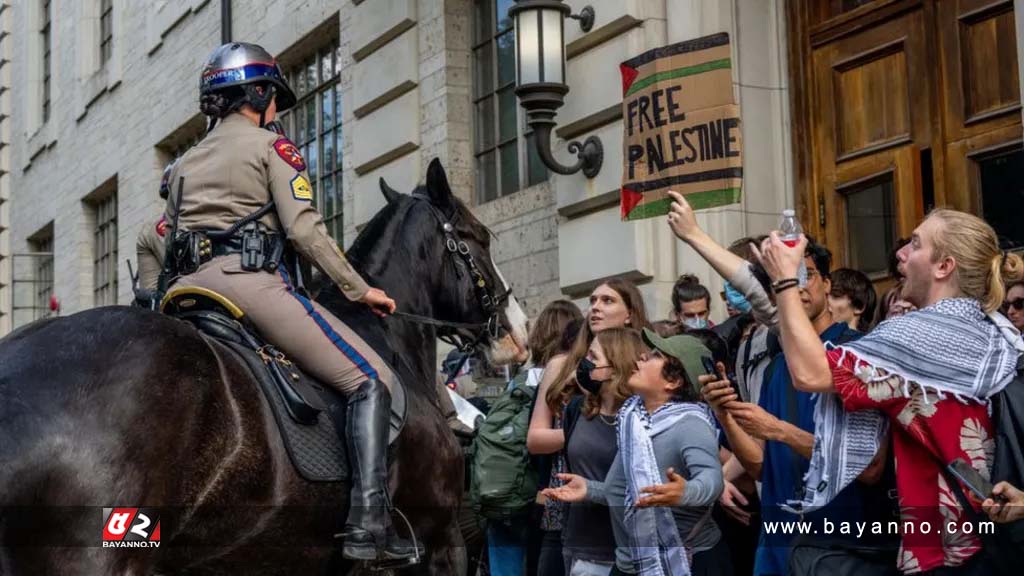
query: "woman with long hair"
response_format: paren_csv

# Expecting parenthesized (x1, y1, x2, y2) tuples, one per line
(560, 327, 645, 574)
(540, 279, 651, 430)
(527, 280, 649, 576)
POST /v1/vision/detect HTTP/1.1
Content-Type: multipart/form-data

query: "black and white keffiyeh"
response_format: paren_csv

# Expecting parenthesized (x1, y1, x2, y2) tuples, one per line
(787, 298, 1024, 513)
(841, 298, 1021, 400)
(784, 397, 888, 512)
(619, 396, 715, 576)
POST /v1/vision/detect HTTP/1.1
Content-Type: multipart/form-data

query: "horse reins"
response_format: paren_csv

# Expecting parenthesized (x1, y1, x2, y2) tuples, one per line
(390, 194, 513, 381)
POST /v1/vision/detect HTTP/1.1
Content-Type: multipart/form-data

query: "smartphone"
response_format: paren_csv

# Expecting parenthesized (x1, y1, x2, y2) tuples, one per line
(947, 458, 994, 501)
(701, 356, 717, 376)
(700, 356, 740, 402)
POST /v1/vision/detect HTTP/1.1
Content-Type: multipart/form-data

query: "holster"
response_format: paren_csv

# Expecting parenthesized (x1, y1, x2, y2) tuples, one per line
(240, 222, 266, 271)
(239, 222, 283, 272)
(171, 231, 211, 276)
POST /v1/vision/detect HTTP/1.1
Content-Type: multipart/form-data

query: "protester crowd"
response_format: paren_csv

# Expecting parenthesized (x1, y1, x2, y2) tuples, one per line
(455, 191, 1024, 576)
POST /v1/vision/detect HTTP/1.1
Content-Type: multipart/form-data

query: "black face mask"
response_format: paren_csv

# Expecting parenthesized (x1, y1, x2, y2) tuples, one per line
(576, 357, 609, 395)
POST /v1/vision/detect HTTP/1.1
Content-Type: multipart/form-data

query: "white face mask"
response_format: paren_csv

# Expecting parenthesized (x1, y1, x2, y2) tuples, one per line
(683, 317, 708, 330)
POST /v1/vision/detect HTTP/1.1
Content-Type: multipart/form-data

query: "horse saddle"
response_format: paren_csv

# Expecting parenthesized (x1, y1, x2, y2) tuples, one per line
(160, 286, 407, 483)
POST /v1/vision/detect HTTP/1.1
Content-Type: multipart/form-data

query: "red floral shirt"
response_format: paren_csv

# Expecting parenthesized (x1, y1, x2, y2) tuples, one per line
(828, 348, 993, 574)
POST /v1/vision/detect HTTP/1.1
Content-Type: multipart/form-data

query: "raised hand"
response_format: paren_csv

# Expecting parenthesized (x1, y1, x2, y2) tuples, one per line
(700, 361, 737, 416)
(666, 191, 703, 242)
(752, 231, 807, 283)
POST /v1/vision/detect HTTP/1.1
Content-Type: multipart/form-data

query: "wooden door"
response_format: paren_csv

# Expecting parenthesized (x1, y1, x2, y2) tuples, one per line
(788, 0, 1024, 272)
(828, 146, 922, 278)
(935, 0, 1023, 250)
(806, 3, 930, 277)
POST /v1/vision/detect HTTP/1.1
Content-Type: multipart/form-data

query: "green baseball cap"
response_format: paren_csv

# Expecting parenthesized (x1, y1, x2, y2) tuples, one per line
(641, 328, 713, 395)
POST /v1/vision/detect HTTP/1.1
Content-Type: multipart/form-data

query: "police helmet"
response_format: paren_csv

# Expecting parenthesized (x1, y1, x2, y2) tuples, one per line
(199, 42, 297, 113)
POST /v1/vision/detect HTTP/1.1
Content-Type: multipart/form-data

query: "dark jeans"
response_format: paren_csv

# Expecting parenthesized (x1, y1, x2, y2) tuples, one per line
(606, 538, 733, 576)
(713, 498, 760, 576)
(538, 529, 565, 576)
(692, 538, 734, 576)
(526, 505, 544, 576)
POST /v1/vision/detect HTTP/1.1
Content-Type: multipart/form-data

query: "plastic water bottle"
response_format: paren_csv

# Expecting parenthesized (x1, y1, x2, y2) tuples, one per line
(780, 209, 807, 287)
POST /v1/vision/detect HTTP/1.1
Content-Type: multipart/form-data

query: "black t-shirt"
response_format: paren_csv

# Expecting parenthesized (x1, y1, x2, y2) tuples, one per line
(563, 411, 618, 560)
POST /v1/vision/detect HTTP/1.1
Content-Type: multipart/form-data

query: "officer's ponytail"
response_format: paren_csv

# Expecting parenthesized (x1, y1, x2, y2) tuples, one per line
(200, 87, 248, 119)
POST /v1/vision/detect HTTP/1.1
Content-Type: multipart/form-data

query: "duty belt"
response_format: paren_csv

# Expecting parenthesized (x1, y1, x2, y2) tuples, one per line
(211, 236, 246, 258)
(209, 228, 284, 273)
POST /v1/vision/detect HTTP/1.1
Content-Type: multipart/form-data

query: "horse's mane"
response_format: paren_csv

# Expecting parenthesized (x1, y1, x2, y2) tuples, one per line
(314, 182, 493, 390)
(345, 184, 493, 267)
(344, 199, 405, 270)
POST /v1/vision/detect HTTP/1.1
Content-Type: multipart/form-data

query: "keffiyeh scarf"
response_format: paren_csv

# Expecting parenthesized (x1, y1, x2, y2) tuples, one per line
(788, 298, 1024, 512)
(619, 396, 715, 576)
(841, 298, 1020, 400)
(784, 394, 888, 512)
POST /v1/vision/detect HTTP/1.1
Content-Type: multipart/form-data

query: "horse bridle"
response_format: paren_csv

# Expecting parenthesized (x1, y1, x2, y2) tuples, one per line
(391, 194, 513, 362)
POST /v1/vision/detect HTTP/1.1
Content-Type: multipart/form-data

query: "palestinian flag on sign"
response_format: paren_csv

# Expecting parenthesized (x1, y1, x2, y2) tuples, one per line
(620, 32, 743, 221)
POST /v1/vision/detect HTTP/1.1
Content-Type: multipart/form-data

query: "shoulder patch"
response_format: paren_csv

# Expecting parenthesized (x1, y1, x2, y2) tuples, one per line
(290, 174, 313, 201)
(155, 215, 168, 238)
(273, 138, 306, 171)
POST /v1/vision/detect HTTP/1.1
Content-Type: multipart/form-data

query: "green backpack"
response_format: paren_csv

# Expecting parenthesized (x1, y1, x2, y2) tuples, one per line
(469, 373, 538, 520)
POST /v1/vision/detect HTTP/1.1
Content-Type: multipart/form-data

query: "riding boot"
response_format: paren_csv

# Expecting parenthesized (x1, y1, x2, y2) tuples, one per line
(340, 379, 419, 563)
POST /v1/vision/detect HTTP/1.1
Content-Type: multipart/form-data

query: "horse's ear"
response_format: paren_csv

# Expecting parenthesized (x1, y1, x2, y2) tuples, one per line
(425, 158, 455, 210)
(379, 177, 403, 204)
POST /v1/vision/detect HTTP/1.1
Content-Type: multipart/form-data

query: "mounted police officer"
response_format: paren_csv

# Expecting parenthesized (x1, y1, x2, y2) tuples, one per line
(164, 42, 416, 565)
(133, 161, 174, 308)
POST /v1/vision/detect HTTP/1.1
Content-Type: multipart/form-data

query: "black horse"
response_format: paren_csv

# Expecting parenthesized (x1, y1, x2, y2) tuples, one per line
(0, 159, 529, 575)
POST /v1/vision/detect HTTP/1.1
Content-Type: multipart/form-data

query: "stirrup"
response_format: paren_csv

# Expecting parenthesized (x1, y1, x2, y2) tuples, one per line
(371, 557, 419, 571)
(370, 508, 421, 571)
(334, 507, 422, 569)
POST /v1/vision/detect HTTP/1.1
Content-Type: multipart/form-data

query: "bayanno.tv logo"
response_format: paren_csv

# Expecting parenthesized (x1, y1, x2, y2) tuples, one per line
(101, 507, 161, 548)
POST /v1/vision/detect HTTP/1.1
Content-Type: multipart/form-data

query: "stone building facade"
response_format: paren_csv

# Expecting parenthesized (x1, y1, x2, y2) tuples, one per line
(0, 3, 10, 335)
(5, 0, 969, 336)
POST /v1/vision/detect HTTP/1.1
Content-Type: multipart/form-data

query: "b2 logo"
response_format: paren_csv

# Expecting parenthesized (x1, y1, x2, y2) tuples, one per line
(102, 507, 161, 548)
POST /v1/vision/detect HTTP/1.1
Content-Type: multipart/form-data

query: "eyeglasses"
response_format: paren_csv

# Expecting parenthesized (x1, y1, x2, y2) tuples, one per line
(1004, 298, 1024, 312)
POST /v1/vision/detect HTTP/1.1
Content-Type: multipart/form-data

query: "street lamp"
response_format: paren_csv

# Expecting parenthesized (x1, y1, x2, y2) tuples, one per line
(510, 1, 602, 178)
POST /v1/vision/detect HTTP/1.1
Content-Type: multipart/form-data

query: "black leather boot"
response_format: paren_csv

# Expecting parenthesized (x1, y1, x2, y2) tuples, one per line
(340, 380, 419, 564)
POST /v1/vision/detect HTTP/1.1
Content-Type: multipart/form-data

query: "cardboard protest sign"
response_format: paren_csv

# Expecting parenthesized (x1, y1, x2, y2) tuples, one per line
(620, 32, 743, 221)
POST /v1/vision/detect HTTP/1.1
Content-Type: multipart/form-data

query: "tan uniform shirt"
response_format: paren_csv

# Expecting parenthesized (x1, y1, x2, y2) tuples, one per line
(165, 113, 369, 300)
(135, 214, 166, 291)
